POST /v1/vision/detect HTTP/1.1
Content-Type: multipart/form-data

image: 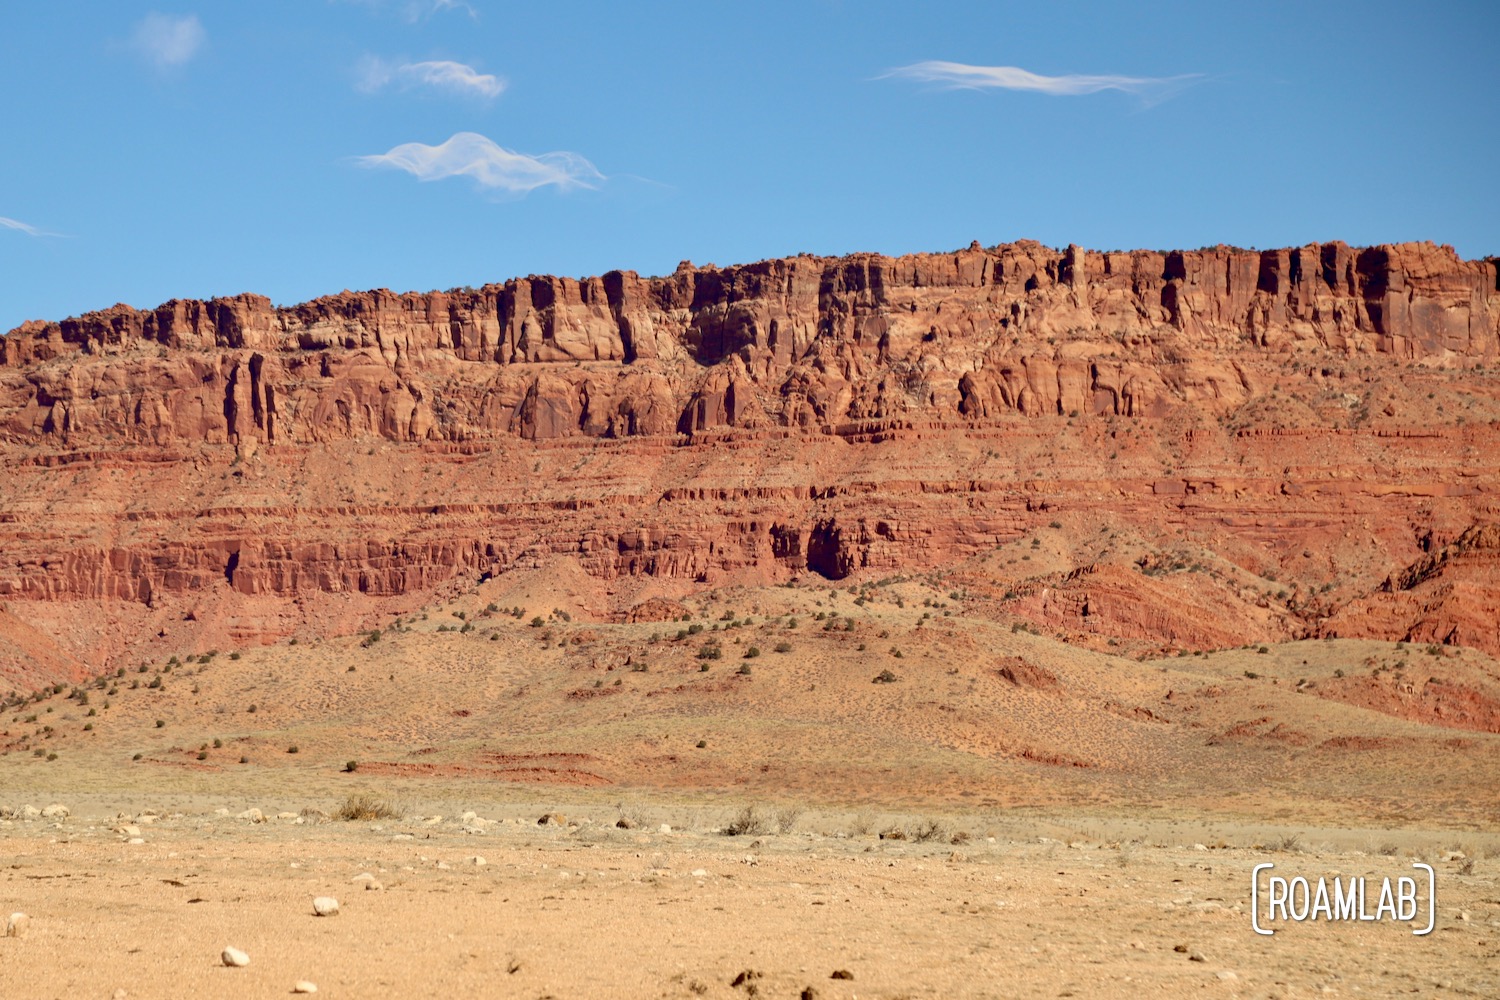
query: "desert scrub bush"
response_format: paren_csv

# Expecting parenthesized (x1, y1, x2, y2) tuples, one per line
(774, 641, 792, 653)
(723, 805, 773, 837)
(873, 669, 898, 684)
(912, 817, 949, 843)
(736, 665, 752, 675)
(775, 805, 803, 834)
(335, 791, 405, 821)
(344, 760, 359, 773)
(696, 642, 723, 660)
(744, 646, 761, 658)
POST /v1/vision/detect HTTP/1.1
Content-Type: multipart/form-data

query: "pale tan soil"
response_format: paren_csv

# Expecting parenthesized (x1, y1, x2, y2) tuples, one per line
(2, 794, 1497, 1000)
(4, 581, 1498, 997)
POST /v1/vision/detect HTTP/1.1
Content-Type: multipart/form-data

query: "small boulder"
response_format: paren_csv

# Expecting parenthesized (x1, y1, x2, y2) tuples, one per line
(6, 912, 30, 938)
(41, 804, 69, 819)
(221, 946, 250, 967)
(312, 896, 339, 916)
(293, 981, 318, 994)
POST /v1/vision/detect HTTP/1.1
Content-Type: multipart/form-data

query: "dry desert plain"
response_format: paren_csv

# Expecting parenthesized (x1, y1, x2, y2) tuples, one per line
(3, 573, 1499, 999)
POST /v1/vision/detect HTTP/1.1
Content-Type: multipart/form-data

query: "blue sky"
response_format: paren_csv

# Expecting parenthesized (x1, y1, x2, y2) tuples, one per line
(2, 1, 1496, 332)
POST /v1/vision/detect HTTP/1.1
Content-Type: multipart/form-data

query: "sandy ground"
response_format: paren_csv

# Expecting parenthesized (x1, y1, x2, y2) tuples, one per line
(2, 794, 1497, 1000)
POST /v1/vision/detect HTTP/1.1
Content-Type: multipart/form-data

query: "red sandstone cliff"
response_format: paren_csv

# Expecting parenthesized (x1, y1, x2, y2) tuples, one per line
(1, 240, 1498, 682)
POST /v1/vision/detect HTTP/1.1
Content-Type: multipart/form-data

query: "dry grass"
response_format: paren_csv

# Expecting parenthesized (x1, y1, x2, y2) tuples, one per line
(335, 791, 406, 821)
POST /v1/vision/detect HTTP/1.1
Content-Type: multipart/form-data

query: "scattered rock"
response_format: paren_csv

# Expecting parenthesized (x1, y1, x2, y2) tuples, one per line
(221, 946, 250, 967)
(1216, 971, 1238, 981)
(312, 896, 339, 916)
(352, 872, 377, 883)
(20, 805, 41, 820)
(7, 912, 30, 938)
(801, 989, 820, 1000)
(127, 837, 146, 845)
(1173, 944, 1188, 953)
(292, 981, 318, 994)
(276, 812, 298, 821)
(659, 824, 672, 834)
(471, 856, 487, 867)
(537, 812, 566, 826)
(41, 804, 69, 819)
(615, 817, 635, 829)
(237, 808, 264, 823)
(691, 868, 708, 877)
(118, 825, 142, 838)
(1189, 952, 1207, 963)
(731, 969, 763, 988)
(830, 969, 854, 980)
(365, 879, 383, 891)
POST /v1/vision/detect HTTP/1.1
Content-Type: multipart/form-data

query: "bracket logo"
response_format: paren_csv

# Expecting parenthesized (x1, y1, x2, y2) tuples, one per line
(1251, 862, 1435, 936)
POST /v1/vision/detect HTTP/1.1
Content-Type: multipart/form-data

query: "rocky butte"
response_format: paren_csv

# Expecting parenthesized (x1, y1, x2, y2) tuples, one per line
(1, 239, 1498, 687)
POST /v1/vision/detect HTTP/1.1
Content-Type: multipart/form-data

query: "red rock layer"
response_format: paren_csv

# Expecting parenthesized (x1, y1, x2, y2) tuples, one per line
(0, 240, 1498, 677)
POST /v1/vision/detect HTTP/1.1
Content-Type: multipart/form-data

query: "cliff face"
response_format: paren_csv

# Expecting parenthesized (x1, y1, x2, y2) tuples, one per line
(3, 240, 1495, 448)
(1, 239, 1498, 684)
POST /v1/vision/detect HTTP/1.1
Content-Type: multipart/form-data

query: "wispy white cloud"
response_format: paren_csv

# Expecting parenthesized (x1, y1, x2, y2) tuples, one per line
(884, 61, 1199, 102)
(0, 216, 64, 238)
(356, 57, 505, 99)
(130, 12, 206, 69)
(354, 132, 603, 195)
(425, 0, 477, 18)
(338, 0, 477, 22)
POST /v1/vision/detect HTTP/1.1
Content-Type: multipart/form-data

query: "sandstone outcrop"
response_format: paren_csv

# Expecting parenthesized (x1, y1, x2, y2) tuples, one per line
(1, 240, 1497, 681)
